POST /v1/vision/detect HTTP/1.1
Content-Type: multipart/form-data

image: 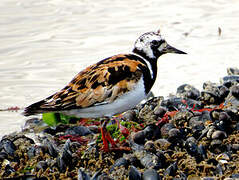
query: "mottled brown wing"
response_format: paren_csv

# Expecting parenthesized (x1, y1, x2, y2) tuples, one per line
(25, 54, 146, 114)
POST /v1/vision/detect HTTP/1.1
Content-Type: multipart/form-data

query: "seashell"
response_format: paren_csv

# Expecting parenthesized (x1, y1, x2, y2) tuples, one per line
(57, 139, 73, 172)
(161, 97, 186, 111)
(136, 150, 163, 169)
(221, 75, 239, 88)
(36, 161, 48, 171)
(184, 138, 204, 163)
(215, 163, 223, 176)
(144, 140, 156, 153)
(132, 130, 146, 145)
(0, 152, 8, 160)
(219, 85, 229, 99)
(65, 126, 92, 136)
(231, 85, 239, 99)
(153, 106, 167, 117)
(168, 128, 181, 140)
(176, 84, 200, 100)
(129, 166, 141, 180)
(143, 124, 161, 140)
(43, 139, 59, 158)
(163, 162, 177, 177)
(93, 173, 112, 180)
(216, 153, 230, 161)
(3, 163, 15, 177)
(109, 157, 128, 173)
(121, 110, 136, 121)
(154, 139, 171, 150)
(172, 110, 194, 127)
(160, 123, 175, 138)
(211, 130, 227, 140)
(1, 139, 16, 157)
(78, 168, 90, 180)
(143, 169, 161, 180)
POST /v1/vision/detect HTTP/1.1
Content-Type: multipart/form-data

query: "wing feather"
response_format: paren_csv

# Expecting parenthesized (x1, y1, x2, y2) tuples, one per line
(23, 54, 147, 115)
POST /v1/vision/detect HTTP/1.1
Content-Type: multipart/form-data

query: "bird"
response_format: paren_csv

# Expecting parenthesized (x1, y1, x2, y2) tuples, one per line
(23, 29, 186, 151)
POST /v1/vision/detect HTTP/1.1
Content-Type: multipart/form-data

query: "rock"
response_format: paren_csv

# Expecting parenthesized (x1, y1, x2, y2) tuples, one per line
(176, 84, 200, 100)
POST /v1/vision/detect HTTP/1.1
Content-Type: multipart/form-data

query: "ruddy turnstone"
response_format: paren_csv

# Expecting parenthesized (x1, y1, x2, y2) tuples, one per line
(23, 29, 186, 151)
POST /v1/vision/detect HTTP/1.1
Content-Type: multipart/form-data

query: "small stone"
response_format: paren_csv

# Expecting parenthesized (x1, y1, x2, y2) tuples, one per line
(132, 131, 146, 145)
(168, 128, 181, 139)
(211, 130, 227, 140)
(122, 110, 136, 121)
(186, 136, 197, 144)
(210, 139, 226, 153)
(200, 89, 220, 104)
(219, 85, 229, 99)
(219, 112, 231, 122)
(173, 110, 194, 127)
(160, 123, 175, 138)
(231, 85, 239, 99)
(144, 124, 161, 140)
(176, 84, 200, 100)
(153, 106, 167, 117)
(189, 116, 204, 129)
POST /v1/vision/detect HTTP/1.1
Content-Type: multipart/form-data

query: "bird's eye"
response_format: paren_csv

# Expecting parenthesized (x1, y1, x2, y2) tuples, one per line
(151, 40, 160, 46)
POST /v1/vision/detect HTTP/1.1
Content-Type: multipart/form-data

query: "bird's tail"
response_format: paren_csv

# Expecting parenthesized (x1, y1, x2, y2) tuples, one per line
(22, 95, 54, 116)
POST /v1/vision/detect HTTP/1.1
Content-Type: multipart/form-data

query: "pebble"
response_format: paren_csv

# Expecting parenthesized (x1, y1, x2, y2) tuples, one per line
(211, 130, 227, 140)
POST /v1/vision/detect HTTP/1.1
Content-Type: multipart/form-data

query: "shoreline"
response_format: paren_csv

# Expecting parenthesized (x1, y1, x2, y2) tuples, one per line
(1, 67, 239, 179)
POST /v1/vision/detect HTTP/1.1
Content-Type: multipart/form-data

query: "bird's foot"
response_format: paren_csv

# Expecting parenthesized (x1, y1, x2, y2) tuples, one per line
(100, 117, 131, 152)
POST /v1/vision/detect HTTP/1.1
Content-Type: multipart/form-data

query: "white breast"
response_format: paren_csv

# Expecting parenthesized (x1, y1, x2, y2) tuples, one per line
(63, 77, 146, 118)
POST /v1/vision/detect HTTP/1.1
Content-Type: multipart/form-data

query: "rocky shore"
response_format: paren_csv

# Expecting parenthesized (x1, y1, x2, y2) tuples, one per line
(1, 67, 239, 180)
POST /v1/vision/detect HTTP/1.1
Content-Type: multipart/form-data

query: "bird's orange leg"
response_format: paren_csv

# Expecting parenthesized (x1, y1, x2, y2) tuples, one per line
(100, 118, 117, 152)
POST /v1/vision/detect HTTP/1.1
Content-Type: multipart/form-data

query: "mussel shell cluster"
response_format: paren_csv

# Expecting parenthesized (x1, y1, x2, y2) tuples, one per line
(1, 67, 239, 179)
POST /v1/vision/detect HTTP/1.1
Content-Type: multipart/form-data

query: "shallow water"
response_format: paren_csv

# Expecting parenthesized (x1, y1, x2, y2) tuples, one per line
(1, 0, 239, 137)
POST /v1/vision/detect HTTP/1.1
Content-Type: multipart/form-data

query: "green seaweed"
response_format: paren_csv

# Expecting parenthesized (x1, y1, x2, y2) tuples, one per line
(42, 112, 60, 126)
(42, 112, 79, 126)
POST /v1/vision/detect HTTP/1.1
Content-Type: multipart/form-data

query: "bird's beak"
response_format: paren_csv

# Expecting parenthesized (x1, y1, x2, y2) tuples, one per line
(163, 43, 187, 54)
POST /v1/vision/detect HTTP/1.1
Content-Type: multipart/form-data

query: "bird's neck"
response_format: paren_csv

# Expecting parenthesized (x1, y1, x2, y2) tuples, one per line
(132, 48, 159, 95)
(133, 48, 158, 81)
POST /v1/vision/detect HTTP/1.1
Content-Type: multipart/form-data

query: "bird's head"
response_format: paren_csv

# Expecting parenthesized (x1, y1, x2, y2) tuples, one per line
(133, 30, 186, 59)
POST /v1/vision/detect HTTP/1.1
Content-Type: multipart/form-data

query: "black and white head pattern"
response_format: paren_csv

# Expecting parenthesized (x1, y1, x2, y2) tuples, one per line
(134, 30, 167, 59)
